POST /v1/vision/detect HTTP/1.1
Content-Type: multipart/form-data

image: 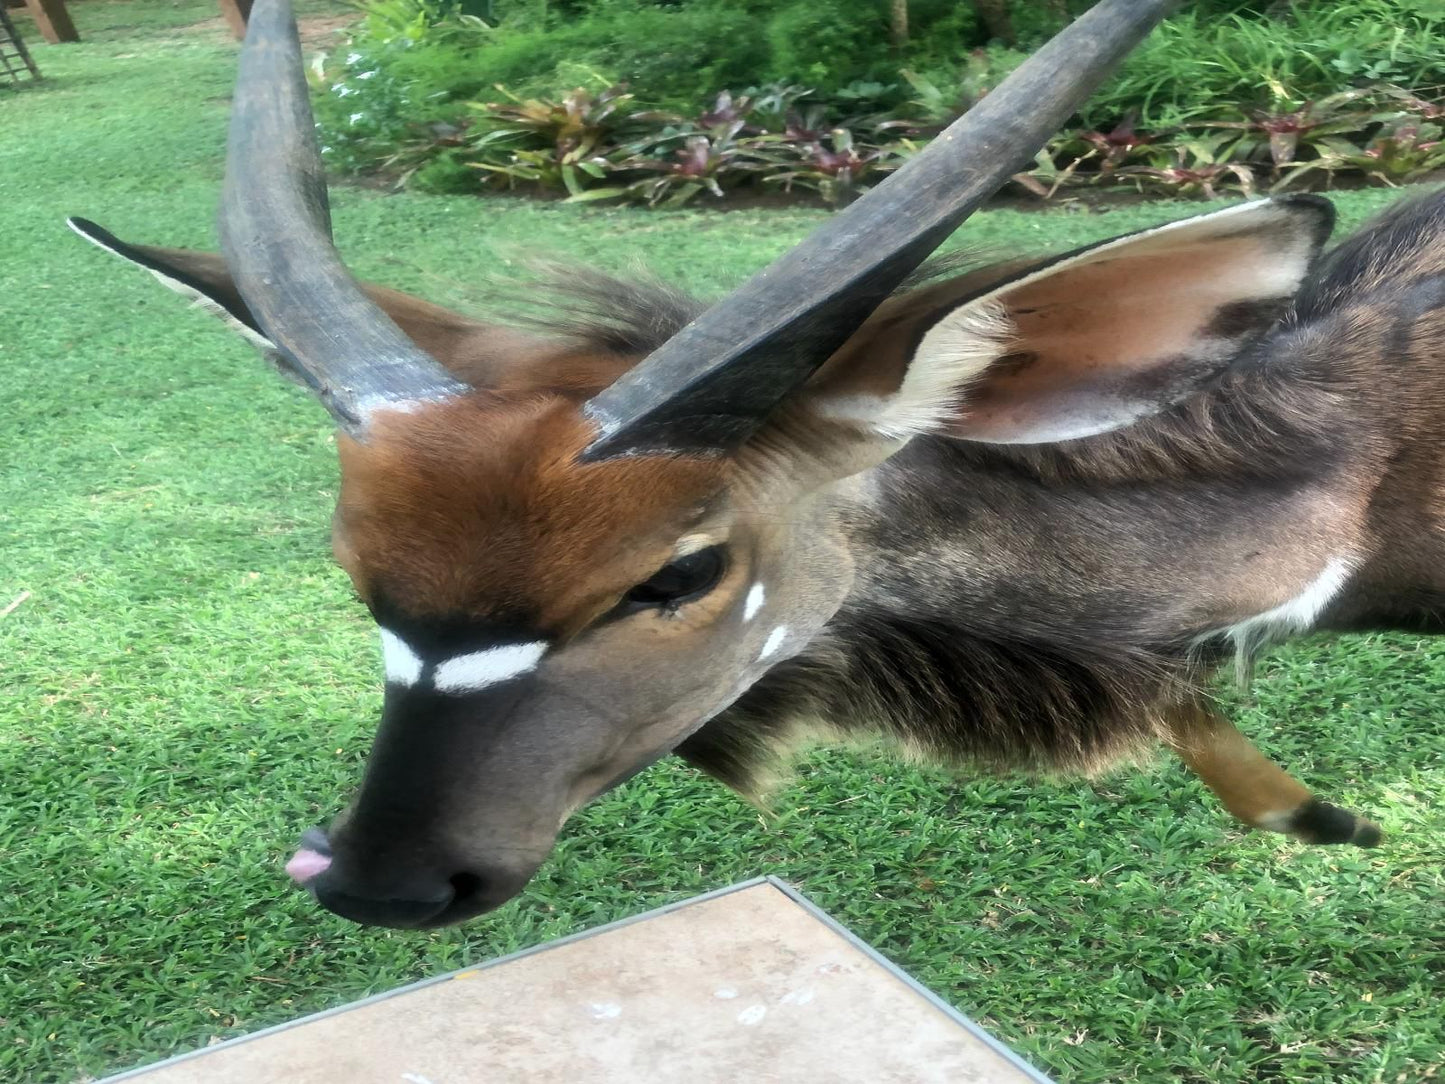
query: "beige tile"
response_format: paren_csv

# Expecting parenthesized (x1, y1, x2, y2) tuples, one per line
(113, 881, 1044, 1084)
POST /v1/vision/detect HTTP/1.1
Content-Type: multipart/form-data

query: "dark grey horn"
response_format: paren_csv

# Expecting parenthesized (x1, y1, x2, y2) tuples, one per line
(582, 0, 1179, 461)
(219, 0, 466, 434)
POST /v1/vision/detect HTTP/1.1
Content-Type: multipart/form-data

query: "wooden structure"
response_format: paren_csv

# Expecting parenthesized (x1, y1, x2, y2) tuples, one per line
(23, 0, 76, 43)
(218, 0, 252, 40)
(98, 878, 1054, 1084)
(0, 4, 40, 81)
(10, 0, 253, 44)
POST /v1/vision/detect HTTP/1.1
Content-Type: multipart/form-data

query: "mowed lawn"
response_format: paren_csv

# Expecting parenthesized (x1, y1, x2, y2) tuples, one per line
(2, 5, 1443, 1083)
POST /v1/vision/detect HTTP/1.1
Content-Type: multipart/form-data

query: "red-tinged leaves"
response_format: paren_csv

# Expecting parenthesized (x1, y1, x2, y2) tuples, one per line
(363, 73, 1445, 207)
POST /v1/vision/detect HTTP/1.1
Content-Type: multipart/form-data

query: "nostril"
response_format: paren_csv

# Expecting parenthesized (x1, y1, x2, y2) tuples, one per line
(449, 871, 485, 904)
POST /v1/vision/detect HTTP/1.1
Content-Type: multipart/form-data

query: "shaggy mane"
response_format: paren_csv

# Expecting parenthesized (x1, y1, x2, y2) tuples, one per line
(487, 263, 707, 356)
(679, 609, 1198, 797)
(486, 248, 1009, 358)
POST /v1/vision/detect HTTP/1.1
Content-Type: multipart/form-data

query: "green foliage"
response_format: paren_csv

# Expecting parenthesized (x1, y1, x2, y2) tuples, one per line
(763, 0, 890, 91)
(327, 74, 1445, 208)
(1088, 1, 1445, 128)
(380, 82, 924, 206)
(1280, 120, 1445, 190)
(314, 0, 1445, 206)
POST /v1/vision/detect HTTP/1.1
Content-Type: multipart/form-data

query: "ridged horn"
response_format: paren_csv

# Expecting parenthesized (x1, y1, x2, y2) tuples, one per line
(582, 0, 1179, 461)
(218, 0, 467, 435)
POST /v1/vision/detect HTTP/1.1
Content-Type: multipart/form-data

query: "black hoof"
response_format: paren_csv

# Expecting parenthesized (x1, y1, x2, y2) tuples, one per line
(1288, 798, 1383, 847)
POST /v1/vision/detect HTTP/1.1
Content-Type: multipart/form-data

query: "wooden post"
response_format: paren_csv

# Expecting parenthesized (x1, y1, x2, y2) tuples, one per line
(24, 0, 77, 43)
(219, 0, 253, 41)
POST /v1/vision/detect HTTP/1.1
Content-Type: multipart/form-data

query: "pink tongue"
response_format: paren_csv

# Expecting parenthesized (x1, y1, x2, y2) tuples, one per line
(285, 848, 332, 884)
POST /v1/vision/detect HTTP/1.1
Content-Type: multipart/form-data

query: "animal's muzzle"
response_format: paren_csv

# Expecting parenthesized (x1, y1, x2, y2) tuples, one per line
(284, 826, 528, 929)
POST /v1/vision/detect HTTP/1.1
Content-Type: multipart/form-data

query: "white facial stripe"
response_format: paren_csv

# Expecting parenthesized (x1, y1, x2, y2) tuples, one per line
(434, 642, 547, 694)
(743, 582, 765, 621)
(380, 628, 423, 687)
(759, 625, 788, 660)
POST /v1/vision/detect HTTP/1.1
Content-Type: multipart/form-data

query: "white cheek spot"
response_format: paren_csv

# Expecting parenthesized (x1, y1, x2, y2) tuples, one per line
(737, 1004, 768, 1026)
(1254, 556, 1353, 630)
(434, 642, 547, 694)
(380, 628, 423, 687)
(759, 625, 788, 661)
(743, 582, 766, 621)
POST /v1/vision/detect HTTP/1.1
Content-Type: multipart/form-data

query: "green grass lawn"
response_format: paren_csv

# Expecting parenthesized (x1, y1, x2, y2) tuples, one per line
(2, 7, 1443, 1083)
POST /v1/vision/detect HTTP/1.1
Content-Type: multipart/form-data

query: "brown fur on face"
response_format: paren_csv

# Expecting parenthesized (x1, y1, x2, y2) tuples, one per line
(333, 394, 726, 634)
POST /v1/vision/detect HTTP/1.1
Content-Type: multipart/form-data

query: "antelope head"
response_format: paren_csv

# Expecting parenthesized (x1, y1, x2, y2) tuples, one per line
(72, 0, 1177, 927)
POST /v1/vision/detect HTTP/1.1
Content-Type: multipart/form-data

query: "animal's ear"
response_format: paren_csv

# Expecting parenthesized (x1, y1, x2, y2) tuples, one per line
(804, 195, 1335, 445)
(67, 217, 520, 376)
(69, 217, 280, 349)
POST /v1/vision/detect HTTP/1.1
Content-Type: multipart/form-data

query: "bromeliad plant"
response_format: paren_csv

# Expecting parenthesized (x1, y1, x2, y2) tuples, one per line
(605, 129, 774, 207)
(1118, 134, 1259, 200)
(462, 84, 677, 197)
(1199, 91, 1379, 173)
(317, 63, 1445, 207)
(764, 126, 911, 206)
(1277, 120, 1445, 190)
(443, 81, 926, 207)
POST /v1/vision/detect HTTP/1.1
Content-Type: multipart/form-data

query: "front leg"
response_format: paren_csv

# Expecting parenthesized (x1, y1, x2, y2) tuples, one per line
(1163, 697, 1382, 847)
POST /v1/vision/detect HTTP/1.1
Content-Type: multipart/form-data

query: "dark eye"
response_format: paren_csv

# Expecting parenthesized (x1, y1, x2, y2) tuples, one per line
(623, 546, 726, 610)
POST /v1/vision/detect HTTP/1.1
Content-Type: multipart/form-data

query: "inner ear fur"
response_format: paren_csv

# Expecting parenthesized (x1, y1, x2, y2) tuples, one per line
(803, 195, 1336, 446)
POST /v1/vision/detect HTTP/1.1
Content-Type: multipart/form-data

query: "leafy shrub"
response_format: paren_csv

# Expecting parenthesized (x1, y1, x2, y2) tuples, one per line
(1087, 1, 1445, 127)
(313, 0, 1445, 206)
(438, 83, 918, 207)
(763, 0, 892, 92)
(311, 0, 497, 174)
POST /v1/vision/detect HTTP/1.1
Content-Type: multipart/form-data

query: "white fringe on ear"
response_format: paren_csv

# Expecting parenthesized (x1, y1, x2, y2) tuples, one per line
(68, 218, 277, 353)
(150, 274, 278, 353)
(816, 297, 1015, 440)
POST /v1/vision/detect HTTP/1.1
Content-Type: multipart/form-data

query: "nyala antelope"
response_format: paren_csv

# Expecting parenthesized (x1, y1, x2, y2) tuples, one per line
(72, 0, 1434, 929)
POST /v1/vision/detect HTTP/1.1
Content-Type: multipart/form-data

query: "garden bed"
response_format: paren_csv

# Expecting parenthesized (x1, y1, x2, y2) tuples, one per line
(313, 0, 1445, 208)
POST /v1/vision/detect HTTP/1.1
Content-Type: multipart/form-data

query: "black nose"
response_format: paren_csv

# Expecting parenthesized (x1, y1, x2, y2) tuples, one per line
(312, 877, 456, 929)
(289, 827, 527, 929)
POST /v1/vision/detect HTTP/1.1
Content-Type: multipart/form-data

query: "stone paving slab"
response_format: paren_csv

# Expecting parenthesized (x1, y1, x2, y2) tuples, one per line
(102, 877, 1052, 1084)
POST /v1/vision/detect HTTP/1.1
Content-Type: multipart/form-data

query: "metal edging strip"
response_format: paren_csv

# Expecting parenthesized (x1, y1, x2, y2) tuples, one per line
(764, 876, 1057, 1084)
(97, 875, 1054, 1083)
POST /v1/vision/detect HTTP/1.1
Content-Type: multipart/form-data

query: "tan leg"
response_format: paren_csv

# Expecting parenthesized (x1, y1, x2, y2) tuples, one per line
(1164, 698, 1381, 847)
